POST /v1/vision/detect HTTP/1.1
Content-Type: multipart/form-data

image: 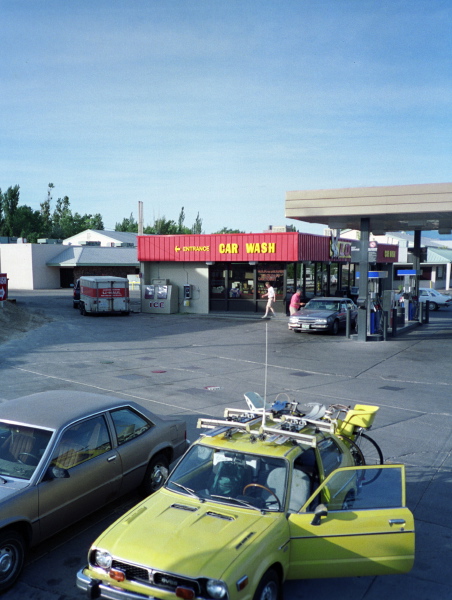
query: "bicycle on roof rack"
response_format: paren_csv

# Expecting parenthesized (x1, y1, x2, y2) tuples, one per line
(323, 403, 384, 468)
(269, 395, 384, 485)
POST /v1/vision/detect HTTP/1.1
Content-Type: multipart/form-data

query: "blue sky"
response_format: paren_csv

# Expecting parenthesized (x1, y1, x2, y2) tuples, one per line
(1, 0, 450, 234)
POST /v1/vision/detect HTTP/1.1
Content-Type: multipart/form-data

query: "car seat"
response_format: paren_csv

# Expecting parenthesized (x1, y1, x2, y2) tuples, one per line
(211, 460, 252, 497)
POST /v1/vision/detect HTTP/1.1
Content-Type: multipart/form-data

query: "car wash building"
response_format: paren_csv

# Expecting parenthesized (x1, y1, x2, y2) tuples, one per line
(138, 231, 398, 315)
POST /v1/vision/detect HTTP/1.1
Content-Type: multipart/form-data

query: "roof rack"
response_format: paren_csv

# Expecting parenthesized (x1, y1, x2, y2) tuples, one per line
(197, 393, 336, 448)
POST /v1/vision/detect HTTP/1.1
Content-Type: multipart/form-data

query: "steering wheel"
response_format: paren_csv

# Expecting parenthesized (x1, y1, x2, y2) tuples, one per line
(242, 483, 281, 510)
(18, 452, 40, 466)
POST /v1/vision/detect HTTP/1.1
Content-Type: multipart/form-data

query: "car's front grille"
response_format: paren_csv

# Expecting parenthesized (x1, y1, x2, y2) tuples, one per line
(111, 560, 201, 594)
(112, 560, 149, 582)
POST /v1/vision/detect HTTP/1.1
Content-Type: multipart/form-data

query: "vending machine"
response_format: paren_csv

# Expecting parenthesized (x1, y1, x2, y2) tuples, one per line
(142, 279, 179, 314)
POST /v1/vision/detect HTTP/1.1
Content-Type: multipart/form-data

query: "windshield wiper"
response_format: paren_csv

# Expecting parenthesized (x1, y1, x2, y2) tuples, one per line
(211, 494, 263, 512)
(169, 481, 203, 501)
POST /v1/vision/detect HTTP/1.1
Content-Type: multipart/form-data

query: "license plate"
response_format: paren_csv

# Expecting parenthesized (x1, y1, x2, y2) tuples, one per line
(302, 324, 310, 330)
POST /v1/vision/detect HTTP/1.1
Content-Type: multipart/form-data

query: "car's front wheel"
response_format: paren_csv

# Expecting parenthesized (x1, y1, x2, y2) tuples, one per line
(331, 319, 340, 335)
(428, 301, 438, 311)
(0, 530, 26, 592)
(253, 569, 280, 600)
(142, 454, 170, 496)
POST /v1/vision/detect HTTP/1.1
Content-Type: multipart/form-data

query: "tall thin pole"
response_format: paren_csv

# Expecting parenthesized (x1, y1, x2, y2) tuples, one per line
(262, 323, 268, 428)
(138, 201, 143, 235)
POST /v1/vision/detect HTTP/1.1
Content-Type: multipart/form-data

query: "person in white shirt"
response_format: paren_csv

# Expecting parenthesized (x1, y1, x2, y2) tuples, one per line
(261, 281, 275, 319)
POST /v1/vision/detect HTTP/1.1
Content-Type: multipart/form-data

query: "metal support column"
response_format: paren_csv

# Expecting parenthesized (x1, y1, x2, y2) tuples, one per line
(412, 230, 421, 298)
(357, 217, 370, 341)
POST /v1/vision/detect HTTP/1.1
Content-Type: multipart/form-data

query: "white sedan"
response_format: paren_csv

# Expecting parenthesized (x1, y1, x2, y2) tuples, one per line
(418, 288, 452, 310)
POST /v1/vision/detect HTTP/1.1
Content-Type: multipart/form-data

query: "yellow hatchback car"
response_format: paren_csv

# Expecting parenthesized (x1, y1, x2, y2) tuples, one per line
(77, 396, 415, 600)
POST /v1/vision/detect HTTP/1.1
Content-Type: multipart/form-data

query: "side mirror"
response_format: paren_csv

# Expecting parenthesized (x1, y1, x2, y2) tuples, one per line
(45, 465, 70, 480)
(311, 503, 328, 526)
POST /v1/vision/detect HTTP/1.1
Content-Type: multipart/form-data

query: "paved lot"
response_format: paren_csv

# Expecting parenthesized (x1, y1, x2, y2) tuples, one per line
(1, 289, 451, 600)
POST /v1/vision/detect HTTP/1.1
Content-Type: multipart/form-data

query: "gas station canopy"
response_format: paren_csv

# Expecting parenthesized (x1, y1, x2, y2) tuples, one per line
(285, 183, 452, 234)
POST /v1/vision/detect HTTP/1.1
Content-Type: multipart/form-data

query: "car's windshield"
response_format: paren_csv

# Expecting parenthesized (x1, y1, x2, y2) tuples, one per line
(306, 300, 340, 311)
(0, 423, 53, 480)
(166, 445, 288, 511)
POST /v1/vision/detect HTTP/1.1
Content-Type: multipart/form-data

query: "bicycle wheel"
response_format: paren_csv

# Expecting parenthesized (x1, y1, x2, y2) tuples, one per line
(338, 436, 365, 467)
(354, 432, 383, 466)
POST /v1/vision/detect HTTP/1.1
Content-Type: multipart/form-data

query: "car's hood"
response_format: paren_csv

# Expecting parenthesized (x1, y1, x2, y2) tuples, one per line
(96, 489, 277, 579)
(0, 479, 28, 502)
(292, 309, 336, 319)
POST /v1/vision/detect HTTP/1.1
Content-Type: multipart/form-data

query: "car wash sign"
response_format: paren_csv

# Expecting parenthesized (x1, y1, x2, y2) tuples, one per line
(138, 233, 301, 262)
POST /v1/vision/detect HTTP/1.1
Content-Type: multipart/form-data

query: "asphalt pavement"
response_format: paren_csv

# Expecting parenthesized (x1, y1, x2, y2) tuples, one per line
(1, 289, 451, 600)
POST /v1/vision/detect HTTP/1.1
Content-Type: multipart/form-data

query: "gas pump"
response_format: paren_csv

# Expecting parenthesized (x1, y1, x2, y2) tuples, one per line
(397, 269, 420, 321)
(356, 271, 388, 335)
(368, 274, 384, 335)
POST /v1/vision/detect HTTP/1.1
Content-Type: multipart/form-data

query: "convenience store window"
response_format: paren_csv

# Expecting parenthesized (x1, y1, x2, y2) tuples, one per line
(210, 266, 227, 299)
(228, 264, 254, 299)
(257, 264, 285, 299)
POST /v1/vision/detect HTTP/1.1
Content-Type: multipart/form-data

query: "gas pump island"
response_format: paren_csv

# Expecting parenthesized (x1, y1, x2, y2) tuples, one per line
(356, 271, 394, 338)
(397, 269, 422, 321)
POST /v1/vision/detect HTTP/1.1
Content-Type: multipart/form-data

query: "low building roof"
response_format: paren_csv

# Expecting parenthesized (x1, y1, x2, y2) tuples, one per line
(46, 246, 138, 267)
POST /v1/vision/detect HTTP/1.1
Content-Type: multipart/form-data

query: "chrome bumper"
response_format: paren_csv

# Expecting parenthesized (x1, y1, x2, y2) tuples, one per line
(76, 569, 151, 600)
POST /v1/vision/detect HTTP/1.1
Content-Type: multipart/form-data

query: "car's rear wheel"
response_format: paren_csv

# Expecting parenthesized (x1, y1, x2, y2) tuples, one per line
(428, 301, 438, 311)
(253, 569, 280, 600)
(142, 454, 170, 496)
(0, 530, 26, 592)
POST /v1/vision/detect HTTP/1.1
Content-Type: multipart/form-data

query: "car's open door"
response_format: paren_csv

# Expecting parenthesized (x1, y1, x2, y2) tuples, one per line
(287, 465, 415, 579)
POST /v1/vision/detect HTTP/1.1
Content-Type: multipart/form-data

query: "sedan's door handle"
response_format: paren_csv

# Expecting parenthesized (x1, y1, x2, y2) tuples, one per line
(107, 455, 117, 462)
(389, 519, 406, 526)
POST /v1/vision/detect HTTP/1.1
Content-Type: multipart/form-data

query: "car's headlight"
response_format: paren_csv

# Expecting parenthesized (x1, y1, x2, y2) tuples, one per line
(318, 319, 328, 323)
(94, 550, 113, 570)
(206, 579, 228, 599)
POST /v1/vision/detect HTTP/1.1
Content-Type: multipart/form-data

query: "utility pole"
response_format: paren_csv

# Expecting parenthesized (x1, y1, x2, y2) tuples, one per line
(138, 201, 143, 235)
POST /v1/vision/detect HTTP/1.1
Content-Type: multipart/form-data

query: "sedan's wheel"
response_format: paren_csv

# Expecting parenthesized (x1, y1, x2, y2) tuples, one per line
(142, 454, 170, 496)
(428, 301, 438, 311)
(331, 319, 340, 335)
(253, 569, 280, 600)
(0, 531, 26, 592)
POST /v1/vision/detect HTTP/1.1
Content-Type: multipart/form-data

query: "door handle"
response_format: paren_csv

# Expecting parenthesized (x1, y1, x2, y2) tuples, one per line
(389, 519, 406, 527)
(107, 455, 117, 462)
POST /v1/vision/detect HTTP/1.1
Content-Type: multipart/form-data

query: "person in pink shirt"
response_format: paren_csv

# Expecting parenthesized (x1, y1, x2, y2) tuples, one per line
(289, 288, 305, 315)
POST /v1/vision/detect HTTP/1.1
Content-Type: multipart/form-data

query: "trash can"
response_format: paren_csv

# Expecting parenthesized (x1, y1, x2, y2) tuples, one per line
(396, 306, 405, 326)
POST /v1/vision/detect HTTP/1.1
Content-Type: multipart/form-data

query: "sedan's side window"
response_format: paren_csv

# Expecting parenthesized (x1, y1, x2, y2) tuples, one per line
(110, 408, 153, 445)
(51, 415, 112, 470)
(318, 438, 343, 478)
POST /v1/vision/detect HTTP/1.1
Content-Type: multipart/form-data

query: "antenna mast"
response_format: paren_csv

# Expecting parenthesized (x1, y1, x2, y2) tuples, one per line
(262, 323, 268, 428)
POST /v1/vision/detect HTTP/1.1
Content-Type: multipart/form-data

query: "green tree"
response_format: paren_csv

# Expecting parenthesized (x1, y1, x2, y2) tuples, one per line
(191, 212, 203, 234)
(40, 183, 54, 237)
(145, 217, 178, 235)
(1, 185, 21, 237)
(214, 227, 245, 234)
(13, 205, 43, 242)
(177, 207, 190, 234)
(115, 213, 138, 232)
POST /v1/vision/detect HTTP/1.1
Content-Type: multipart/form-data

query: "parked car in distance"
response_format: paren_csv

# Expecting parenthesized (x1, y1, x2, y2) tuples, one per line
(77, 394, 414, 600)
(418, 288, 452, 310)
(288, 297, 358, 334)
(73, 278, 80, 308)
(0, 390, 187, 592)
(396, 287, 452, 311)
